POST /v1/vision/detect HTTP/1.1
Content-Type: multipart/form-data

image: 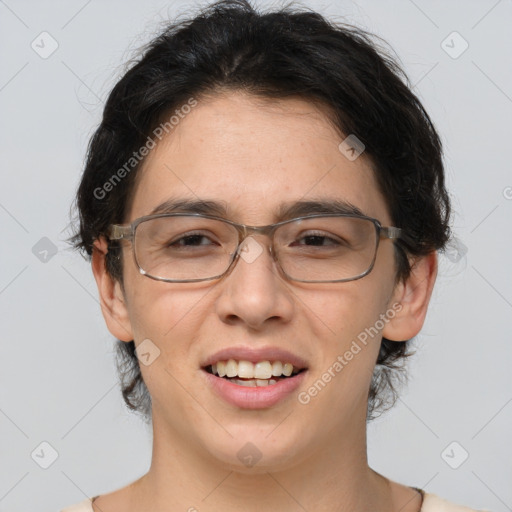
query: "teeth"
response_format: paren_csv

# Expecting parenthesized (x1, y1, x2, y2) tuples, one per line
(208, 359, 302, 379)
(271, 361, 283, 376)
(238, 360, 254, 378)
(235, 379, 256, 388)
(217, 361, 226, 377)
(225, 359, 237, 378)
(227, 378, 279, 387)
(254, 361, 272, 379)
(282, 363, 293, 377)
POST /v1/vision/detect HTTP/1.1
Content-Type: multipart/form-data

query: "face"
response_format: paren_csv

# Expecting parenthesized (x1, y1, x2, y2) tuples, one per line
(99, 91, 422, 472)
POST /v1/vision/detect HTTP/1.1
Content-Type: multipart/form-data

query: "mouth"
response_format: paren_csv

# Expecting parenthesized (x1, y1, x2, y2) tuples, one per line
(200, 346, 309, 408)
(203, 359, 307, 387)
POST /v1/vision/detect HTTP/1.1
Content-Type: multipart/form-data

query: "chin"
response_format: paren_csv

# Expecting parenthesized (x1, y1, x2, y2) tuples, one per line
(203, 429, 306, 474)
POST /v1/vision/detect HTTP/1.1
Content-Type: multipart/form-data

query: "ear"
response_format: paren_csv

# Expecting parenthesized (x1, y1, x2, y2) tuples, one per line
(382, 251, 437, 342)
(91, 237, 133, 342)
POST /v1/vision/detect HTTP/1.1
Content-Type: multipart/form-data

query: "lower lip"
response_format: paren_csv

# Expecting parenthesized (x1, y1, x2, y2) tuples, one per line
(202, 370, 307, 409)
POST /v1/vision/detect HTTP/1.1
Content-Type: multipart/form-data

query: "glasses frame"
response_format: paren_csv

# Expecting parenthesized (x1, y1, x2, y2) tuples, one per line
(108, 212, 407, 284)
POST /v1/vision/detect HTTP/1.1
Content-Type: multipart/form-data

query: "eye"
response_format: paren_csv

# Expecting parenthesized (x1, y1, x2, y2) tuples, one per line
(292, 231, 344, 247)
(167, 232, 219, 248)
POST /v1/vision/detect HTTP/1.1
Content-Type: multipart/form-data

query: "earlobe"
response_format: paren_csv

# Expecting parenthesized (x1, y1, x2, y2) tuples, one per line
(382, 251, 438, 342)
(91, 237, 133, 342)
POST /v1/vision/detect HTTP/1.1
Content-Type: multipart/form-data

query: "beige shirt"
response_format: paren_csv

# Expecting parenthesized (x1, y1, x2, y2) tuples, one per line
(60, 492, 491, 511)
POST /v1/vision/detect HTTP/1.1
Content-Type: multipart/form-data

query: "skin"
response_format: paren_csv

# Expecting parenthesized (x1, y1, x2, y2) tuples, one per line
(91, 91, 437, 512)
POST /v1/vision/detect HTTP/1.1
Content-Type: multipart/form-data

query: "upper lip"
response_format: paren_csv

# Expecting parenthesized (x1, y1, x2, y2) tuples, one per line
(201, 346, 309, 370)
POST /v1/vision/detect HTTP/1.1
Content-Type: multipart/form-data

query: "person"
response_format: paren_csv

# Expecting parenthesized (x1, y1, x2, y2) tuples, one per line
(62, 1, 486, 510)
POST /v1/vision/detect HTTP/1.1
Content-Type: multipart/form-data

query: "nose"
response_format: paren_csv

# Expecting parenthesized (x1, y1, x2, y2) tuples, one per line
(214, 235, 295, 330)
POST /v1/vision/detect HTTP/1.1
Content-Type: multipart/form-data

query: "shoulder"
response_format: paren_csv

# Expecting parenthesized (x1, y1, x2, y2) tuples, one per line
(60, 497, 96, 512)
(422, 492, 492, 512)
(59, 491, 492, 512)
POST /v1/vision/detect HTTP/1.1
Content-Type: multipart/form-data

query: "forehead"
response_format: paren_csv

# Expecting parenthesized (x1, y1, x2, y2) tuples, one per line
(128, 91, 390, 224)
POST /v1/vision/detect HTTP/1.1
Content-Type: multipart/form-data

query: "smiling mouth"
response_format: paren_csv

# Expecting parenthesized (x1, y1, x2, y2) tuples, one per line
(203, 360, 306, 387)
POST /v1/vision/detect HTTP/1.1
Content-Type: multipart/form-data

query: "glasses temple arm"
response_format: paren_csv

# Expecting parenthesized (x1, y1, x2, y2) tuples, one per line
(381, 226, 401, 240)
(108, 224, 132, 240)
(381, 226, 417, 247)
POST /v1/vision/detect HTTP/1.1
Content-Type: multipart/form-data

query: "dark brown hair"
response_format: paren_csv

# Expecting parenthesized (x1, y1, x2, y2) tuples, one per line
(72, 0, 451, 423)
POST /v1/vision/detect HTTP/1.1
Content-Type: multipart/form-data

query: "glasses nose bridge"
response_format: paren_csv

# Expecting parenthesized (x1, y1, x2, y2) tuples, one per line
(237, 224, 277, 243)
(235, 222, 278, 253)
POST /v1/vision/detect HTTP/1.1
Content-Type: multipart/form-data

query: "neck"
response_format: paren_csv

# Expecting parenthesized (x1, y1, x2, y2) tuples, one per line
(130, 404, 396, 512)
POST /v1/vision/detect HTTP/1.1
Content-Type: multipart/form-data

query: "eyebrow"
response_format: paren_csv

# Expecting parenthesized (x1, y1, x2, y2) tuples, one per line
(149, 197, 367, 222)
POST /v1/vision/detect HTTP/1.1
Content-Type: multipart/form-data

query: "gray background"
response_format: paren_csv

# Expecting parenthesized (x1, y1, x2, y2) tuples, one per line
(1, 1, 511, 511)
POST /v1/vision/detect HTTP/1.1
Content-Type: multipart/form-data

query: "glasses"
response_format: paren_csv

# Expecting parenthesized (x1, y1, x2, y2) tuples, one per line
(108, 213, 407, 283)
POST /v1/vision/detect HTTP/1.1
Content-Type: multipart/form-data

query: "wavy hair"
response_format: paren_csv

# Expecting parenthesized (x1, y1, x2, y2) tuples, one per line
(71, 0, 451, 423)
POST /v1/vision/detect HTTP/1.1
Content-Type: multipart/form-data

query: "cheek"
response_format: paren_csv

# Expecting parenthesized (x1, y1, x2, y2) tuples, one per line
(299, 282, 392, 416)
(305, 274, 393, 345)
(123, 271, 217, 376)
(123, 281, 207, 401)
(300, 259, 397, 400)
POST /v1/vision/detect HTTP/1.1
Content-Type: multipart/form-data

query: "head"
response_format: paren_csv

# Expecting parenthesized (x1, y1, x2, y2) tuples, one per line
(72, 0, 450, 469)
